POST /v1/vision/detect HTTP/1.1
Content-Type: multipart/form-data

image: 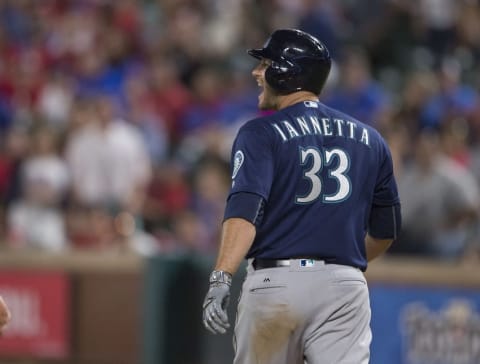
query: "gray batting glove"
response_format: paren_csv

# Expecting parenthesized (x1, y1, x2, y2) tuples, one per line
(202, 270, 232, 334)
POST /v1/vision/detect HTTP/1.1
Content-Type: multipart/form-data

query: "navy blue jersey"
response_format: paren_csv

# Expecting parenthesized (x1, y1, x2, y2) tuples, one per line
(227, 101, 399, 270)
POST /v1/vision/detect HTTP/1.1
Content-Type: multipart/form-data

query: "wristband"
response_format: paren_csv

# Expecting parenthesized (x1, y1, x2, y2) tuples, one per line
(209, 270, 233, 286)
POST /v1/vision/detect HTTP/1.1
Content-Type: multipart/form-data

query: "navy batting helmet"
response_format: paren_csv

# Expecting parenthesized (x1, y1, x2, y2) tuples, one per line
(247, 29, 331, 95)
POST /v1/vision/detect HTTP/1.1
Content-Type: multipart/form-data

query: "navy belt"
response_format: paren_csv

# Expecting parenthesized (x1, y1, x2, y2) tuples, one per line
(252, 257, 336, 270)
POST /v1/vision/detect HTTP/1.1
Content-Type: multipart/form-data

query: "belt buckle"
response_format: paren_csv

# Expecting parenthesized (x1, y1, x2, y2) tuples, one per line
(277, 260, 291, 267)
(300, 259, 315, 267)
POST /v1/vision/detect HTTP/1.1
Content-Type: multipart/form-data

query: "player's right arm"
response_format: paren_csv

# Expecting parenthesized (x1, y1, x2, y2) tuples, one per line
(203, 122, 272, 335)
(202, 193, 264, 335)
(366, 136, 402, 261)
(215, 217, 256, 275)
(213, 122, 273, 276)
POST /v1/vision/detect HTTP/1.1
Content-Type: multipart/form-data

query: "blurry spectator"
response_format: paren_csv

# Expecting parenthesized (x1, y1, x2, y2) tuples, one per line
(7, 45, 46, 128)
(181, 65, 225, 134)
(124, 74, 169, 165)
(0, 127, 28, 241)
(6, 126, 69, 251)
(0, 2, 34, 44)
(142, 161, 191, 237)
(72, 4, 138, 106)
(0, 38, 13, 133)
(190, 158, 229, 253)
(36, 71, 74, 130)
(203, 0, 243, 57)
(395, 70, 438, 135)
(46, 5, 97, 58)
(170, 210, 209, 254)
(65, 96, 97, 137)
(390, 130, 480, 260)
(176, 65, 230, 166)
(113, 210, 160, 257)
(165, 3, 208, 83)
(218, 64, 259, 129)
(73, 46, 120, 101)
(419, 0, 460, 59)
(147, 56, 192, 144)
(456, 2, 480, 68)
(323, 47, 391, 128)
(0, 126, 30, 207)
(420, 58, 478, 129)
(297, 0, 341, 59)
(64, 204, 115, 250)
(440, 117, 472, 168)
(64, 96, 152, 247)
(358, 1, 419, 76)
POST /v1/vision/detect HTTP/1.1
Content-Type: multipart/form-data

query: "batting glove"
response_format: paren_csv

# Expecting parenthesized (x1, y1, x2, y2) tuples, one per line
(202, 270, 232, 334)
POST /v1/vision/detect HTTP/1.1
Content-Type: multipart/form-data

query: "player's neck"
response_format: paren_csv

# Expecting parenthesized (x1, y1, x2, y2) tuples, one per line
(276, 91, 319, 110)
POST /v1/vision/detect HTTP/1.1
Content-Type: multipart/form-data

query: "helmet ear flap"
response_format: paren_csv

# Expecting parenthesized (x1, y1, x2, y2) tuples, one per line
(265, 60, 302, 94)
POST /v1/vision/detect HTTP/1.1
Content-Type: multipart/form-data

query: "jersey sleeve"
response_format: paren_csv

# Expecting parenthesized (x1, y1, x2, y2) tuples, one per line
(373, 138, 400, 206)
(228, 125, 274, 200)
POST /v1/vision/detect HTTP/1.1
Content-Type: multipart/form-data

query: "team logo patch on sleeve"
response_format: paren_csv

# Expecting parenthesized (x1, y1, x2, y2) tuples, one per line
(232, 150, 244, 179)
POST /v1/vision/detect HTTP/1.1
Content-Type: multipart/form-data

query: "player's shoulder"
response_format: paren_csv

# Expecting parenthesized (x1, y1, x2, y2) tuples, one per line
(237, 112, 278, 135)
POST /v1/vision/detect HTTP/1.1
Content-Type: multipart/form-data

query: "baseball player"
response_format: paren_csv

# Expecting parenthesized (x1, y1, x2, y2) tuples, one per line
(202, 29, 401, 364)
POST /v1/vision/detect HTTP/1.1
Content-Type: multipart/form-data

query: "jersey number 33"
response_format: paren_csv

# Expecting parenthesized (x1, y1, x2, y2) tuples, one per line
(296, 147, 351, 204)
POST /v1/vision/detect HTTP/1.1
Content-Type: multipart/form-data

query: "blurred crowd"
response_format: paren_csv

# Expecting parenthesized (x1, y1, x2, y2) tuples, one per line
(0, 0, 479, 261)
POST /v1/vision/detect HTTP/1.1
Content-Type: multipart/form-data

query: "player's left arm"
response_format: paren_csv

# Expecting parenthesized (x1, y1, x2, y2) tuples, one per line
(367, 136, 402, 261)
(367, 202, 401, 261)
(365, 234, 394, 262)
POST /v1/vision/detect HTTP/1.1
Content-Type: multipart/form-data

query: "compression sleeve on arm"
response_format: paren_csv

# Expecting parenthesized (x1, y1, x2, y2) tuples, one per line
(368, 203, 402, 239)
(224, 192, 265, 228)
